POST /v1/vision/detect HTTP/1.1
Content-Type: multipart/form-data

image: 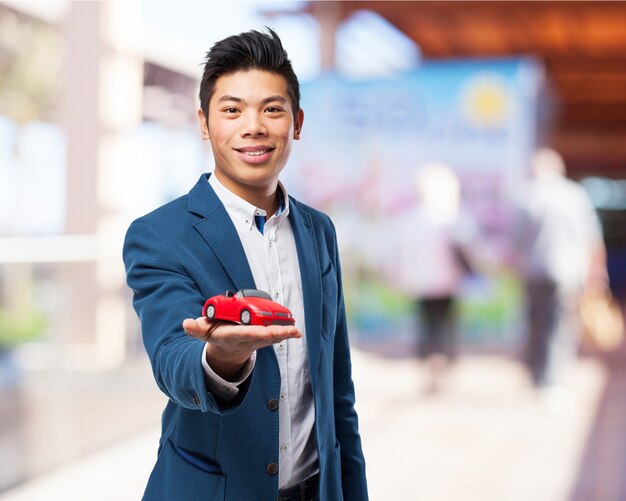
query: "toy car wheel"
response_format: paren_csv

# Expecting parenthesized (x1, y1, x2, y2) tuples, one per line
(240, 309, 251, 325)
(206, 304, 216, 319)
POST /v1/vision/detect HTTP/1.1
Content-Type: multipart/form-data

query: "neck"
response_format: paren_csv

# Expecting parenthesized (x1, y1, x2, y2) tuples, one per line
(247, 190, 279, 217)
(213, 171, 279, 216)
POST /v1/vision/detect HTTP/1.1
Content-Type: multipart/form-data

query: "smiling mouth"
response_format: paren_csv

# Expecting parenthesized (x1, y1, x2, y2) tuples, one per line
(236, 147, 274, 157)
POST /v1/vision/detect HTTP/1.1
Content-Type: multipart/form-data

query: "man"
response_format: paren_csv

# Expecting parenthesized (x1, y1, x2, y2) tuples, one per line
(123, 29, 368, 500)
(513, 148, 607, 395)
(391, 163, 468, 393)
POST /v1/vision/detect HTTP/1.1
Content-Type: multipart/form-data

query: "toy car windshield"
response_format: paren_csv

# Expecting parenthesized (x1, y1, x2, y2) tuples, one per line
(237, 289, 272, 300)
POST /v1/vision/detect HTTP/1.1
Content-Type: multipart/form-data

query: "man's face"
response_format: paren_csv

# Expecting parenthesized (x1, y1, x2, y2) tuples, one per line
(198, 69, 304, 200)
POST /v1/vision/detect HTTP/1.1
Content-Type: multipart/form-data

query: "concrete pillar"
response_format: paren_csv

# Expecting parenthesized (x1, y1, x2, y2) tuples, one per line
(61, 1, 103, 235)
(311, 2, 342, 70)
(59, 1, 143, 368)
(58, 1, 102, 362)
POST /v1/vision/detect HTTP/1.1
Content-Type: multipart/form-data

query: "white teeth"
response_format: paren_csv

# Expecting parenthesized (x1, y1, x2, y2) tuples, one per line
(243, 149, 268, 156)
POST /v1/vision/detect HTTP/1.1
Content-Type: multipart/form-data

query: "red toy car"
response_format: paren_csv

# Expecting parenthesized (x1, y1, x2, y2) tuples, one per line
(202, 289, 295, 326)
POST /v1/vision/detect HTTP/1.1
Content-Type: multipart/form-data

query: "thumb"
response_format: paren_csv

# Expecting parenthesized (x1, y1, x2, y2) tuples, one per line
(182, 317, 210, 339)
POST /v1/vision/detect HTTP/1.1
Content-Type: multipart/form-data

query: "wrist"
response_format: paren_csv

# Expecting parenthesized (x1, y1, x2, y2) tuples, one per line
(205, 345, 250, 381)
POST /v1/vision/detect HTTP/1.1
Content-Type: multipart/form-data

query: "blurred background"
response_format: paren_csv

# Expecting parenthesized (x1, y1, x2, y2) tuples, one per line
(1, 1, 625, 500)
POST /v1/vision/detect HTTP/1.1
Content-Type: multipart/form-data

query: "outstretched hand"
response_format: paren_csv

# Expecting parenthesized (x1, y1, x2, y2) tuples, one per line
(183, 316, 302, 380)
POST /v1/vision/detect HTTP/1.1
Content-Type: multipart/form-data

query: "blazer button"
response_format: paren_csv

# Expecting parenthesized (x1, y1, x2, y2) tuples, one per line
(266, 463, 278, 475)
(267, 399, 279, 411)
(192, 394, 200, 406)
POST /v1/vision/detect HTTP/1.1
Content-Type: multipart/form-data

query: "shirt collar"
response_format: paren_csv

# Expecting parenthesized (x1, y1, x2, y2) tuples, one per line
(208, 172, 290, 231)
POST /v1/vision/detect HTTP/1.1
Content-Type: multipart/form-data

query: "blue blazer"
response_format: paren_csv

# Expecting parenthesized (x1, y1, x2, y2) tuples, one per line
(123, 174, 368, 500)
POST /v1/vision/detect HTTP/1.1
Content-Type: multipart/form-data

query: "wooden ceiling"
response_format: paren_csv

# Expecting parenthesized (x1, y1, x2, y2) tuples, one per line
(326, 1, 626, 177)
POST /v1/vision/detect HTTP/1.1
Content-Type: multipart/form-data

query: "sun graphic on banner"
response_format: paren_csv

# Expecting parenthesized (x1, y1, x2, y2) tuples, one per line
(461, 74, 510, 128)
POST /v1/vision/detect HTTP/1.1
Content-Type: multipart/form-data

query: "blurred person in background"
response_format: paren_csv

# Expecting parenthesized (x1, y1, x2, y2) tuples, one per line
(123, 29, 367, 501)
(512, 147, 608, 405)
(386, 162, 472, 392)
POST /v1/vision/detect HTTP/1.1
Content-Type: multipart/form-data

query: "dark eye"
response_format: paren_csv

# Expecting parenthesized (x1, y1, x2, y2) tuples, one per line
(265, 107, 283, 113)
(223, 107, 239, 114)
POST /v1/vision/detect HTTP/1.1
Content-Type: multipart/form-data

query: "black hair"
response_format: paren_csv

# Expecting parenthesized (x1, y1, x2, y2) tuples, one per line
(199, 28, 300, 121)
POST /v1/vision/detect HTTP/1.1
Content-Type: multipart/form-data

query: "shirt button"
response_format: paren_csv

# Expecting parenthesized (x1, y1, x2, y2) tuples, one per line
(281, 444, 288, 453)
(266, 463, 278, 475)
(192, 394, 200, 406)
(268, 399, 279, 411)
(280, 394, 285, 400)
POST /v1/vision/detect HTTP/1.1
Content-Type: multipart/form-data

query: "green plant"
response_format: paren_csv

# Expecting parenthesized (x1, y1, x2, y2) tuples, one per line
(0, 307, 45, 349)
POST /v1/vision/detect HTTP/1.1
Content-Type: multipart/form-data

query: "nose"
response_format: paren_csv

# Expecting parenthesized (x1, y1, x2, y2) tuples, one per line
(240, 112, 268, 137)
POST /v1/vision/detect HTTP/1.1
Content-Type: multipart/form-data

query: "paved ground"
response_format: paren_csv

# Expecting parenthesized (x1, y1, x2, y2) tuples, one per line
(1, 343, 624, 501)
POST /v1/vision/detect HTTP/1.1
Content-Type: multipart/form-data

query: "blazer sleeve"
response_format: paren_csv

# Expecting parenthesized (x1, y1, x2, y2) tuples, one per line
(123, 219, 245, 415)
(329, 224, 369, 500)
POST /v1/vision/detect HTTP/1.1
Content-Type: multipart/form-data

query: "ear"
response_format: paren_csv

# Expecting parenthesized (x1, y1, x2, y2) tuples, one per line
(293, 109, 304, 140)
(197, 109, 210, 140)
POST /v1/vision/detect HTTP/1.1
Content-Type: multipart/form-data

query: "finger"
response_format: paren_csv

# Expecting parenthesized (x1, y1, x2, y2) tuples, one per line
(264, 326, 303, 340)
(182, 317, 212, 339)
(224, 326, 303, 344)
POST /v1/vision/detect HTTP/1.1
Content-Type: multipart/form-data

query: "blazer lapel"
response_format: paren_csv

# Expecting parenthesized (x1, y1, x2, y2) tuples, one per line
(288, 200, 322, 390)
(188, 174, 256, 291)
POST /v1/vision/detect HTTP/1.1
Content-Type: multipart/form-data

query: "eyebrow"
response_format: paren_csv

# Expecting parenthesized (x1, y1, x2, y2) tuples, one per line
(217, 95, 288, 105)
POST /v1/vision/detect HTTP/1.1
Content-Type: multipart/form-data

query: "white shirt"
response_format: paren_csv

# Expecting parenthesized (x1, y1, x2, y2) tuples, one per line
(201, 173, 318, 489)
(386, 208, 464, 298)
(515, 174, 603, 289)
